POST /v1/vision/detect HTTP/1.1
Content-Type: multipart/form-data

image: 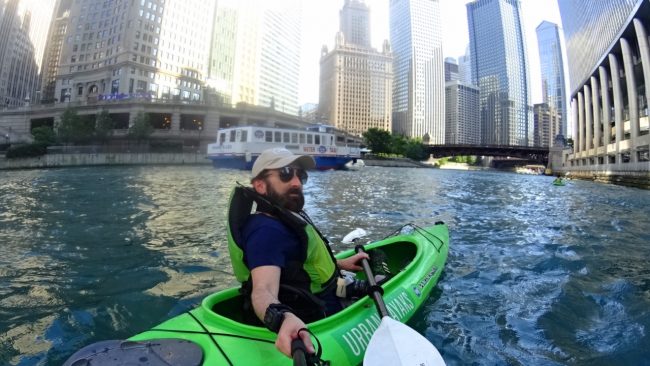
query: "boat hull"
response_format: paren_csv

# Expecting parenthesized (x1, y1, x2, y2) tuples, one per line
(130, 223, 449, 365)
(208, 154, 356, 171)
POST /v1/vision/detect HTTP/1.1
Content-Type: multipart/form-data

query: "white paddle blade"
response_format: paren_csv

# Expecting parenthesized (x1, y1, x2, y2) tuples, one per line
(363, 317, 446, 366)
(342, 228, 368, 244)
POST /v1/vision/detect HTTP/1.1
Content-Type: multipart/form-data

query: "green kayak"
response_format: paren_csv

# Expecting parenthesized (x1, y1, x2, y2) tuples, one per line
(70, 223, 449, 365)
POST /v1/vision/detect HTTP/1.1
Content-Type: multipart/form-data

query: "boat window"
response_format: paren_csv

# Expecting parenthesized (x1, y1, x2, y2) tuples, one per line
(299, 134, 305, 144)
(265, 131, 273, 142)
(283, 132, 290, 142)
(240, 130, 247, 142)
(337, 136, 344, 143)
(274, 131, 281, 142)
(330, 136, 334, 145)
(229, 130, 236, 142)
(315, 134, 320, 145)
(307, 134, 313, 144)
(219, 133, 225, 144)
(291, 133, 298, 143)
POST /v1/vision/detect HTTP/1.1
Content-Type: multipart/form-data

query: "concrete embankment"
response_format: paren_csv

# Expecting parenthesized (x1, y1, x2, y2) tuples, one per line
(362, 157, 433, 168)
(0, 153, 211, 170)
(565, 170, 650, 190)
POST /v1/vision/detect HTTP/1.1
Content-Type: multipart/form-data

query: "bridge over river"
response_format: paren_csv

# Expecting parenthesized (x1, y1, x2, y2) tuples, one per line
(424, 144, 550, 165)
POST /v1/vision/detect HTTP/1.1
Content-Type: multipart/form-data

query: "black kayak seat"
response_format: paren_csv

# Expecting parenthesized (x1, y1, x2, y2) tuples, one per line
(62, 339, 203, 366)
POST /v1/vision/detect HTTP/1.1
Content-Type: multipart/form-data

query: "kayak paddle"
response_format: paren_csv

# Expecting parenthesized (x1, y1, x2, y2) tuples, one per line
(355, 245, 446, 365)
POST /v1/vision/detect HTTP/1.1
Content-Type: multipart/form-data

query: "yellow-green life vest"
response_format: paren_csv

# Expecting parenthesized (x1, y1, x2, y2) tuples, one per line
(226, 187, 338, 295)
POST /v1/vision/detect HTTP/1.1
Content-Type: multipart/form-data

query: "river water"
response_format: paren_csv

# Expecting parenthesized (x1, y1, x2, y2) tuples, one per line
(1, 166, 649, 365)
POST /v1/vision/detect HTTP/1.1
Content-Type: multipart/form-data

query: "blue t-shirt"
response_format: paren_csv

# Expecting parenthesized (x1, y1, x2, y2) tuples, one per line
(241, 213, 301, 270)
(241, 213, 342, 315)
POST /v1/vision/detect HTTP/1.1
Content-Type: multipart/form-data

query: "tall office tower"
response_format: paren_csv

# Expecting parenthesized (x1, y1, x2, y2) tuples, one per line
(444, 57, 460, 82)
(558, 0, 649, 168)
(206, 0, 301, 115)
(319, 1, 393, 136)
(536, 21, 568, 141)
(205, 0, 301, 115)
(458, 46, 473, 85)
(467, 0, 532, 146)
(55, 0, 216, 104)
(40, 0, 70, 103)
(445, 80, 480, 144)
(339, 0, 371, 48)
(0, 0, 56, 107)
(389, 0, 445, 143)
(533, 103, 560, 147)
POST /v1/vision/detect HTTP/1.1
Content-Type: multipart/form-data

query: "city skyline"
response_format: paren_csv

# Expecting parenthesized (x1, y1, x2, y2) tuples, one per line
(300, 0, 564, 106)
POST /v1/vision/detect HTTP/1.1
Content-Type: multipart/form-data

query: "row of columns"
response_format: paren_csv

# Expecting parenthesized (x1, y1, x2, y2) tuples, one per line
(571, 18, 650, 164)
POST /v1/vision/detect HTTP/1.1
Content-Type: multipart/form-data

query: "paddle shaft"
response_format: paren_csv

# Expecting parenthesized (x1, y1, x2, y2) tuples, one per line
(355, 246, 390, 318)
(291, 338, 308, 366)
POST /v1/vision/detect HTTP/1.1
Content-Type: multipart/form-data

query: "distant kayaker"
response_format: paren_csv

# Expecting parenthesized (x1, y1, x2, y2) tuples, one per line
(553, 175, 563, 184)
(226, 148, 371, 358)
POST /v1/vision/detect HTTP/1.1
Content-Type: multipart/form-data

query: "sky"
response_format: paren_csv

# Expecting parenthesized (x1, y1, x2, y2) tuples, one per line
(299, 0, 564, 106)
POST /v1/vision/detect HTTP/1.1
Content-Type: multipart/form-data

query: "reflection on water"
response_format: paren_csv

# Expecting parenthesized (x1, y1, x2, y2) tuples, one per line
(1, 166, 649, 365)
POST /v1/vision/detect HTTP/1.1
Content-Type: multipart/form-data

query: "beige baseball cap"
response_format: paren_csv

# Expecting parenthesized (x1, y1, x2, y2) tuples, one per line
(251, 148, 316, 178)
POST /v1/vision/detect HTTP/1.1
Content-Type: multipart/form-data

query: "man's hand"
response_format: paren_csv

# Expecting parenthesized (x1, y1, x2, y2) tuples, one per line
(337, 252, 369, 272)
(275, 312, 314, 357)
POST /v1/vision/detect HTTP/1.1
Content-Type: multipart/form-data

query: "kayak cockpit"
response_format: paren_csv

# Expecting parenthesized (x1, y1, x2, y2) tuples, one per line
(209, 240, 418, 326)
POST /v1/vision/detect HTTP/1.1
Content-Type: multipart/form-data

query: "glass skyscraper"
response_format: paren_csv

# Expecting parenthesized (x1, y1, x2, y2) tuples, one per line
(536, 21, 568, 139)
(389, 0, 445, 143)
(467, 0, 532, 146)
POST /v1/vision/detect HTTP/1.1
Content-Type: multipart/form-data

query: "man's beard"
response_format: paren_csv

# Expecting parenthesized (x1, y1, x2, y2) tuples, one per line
(266, 183, 304, 212)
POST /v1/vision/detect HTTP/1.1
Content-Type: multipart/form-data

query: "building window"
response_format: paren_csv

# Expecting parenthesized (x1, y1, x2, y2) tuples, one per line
(621, 151, 631, 163)
(638, 148, 649, 162)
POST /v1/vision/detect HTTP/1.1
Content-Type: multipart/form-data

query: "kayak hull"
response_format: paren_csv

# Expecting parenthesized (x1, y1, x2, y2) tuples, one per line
(130, 223, 449, 365)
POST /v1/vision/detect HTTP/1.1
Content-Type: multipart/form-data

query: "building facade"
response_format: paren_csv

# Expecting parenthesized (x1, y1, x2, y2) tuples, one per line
(389, 0, 445, 143)
(205, 0, 301, 115)
(444, 57, 460, 83)
(536, 21, 568, 140)
(319, 0, 393, 137)
(0, 0, 55, 107)
(533, 102, 561, 147)
(445, 80, 480, 144)
(558, 0, 650, 172)
(54, 0, 215, 106)
(467, 0, 532, 146)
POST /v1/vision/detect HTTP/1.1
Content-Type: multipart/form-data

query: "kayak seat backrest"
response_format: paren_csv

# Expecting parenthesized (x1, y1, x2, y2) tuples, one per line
(228, 186, 256, 249)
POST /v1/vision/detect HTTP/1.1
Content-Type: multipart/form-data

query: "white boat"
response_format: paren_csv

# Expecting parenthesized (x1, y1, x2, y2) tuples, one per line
(206, 124, 361, 170)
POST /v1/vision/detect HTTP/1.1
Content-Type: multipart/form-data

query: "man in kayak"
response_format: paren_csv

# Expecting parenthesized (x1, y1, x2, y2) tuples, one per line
(227, 148, 371, 358)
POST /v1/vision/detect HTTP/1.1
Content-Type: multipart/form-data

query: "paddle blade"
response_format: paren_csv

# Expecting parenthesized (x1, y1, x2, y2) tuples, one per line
(342, 228, 368, 244)
(363, 317, 446, 366)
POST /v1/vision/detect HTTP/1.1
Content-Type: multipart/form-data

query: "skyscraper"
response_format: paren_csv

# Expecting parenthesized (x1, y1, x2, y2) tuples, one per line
(0, 0, 56, 107)
(445, 80, 480, 145)
(389, 0, 445, 143)
(339, 0, 371, 48)
(467, 0, 532, 146)
(55, 0, 216, 104)
(40, 0, 69, 103)
(444, 57, 460, 83)
(558, 0, 649, 169)
(206, 0, 301, 115)
(319, 0, 393, 136)
(458, 46, 473, 85)
(536, 21, 568, 141)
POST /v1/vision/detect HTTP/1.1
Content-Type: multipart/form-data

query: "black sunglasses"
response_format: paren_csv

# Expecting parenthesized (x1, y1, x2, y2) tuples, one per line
(274, 166, 308, 184)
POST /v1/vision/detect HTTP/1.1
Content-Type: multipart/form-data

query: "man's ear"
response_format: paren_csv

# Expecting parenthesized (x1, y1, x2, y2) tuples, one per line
(252, 178, 267, 195)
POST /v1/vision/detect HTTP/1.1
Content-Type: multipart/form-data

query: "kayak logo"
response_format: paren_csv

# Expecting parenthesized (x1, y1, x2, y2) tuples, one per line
(339, 291, 415, 357)
(412, 267, 438, 297)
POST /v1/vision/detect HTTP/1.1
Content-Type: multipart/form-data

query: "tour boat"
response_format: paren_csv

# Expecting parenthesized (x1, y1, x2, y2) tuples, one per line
(63, 222, 449, 366)
(206, 125, 362, 171)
